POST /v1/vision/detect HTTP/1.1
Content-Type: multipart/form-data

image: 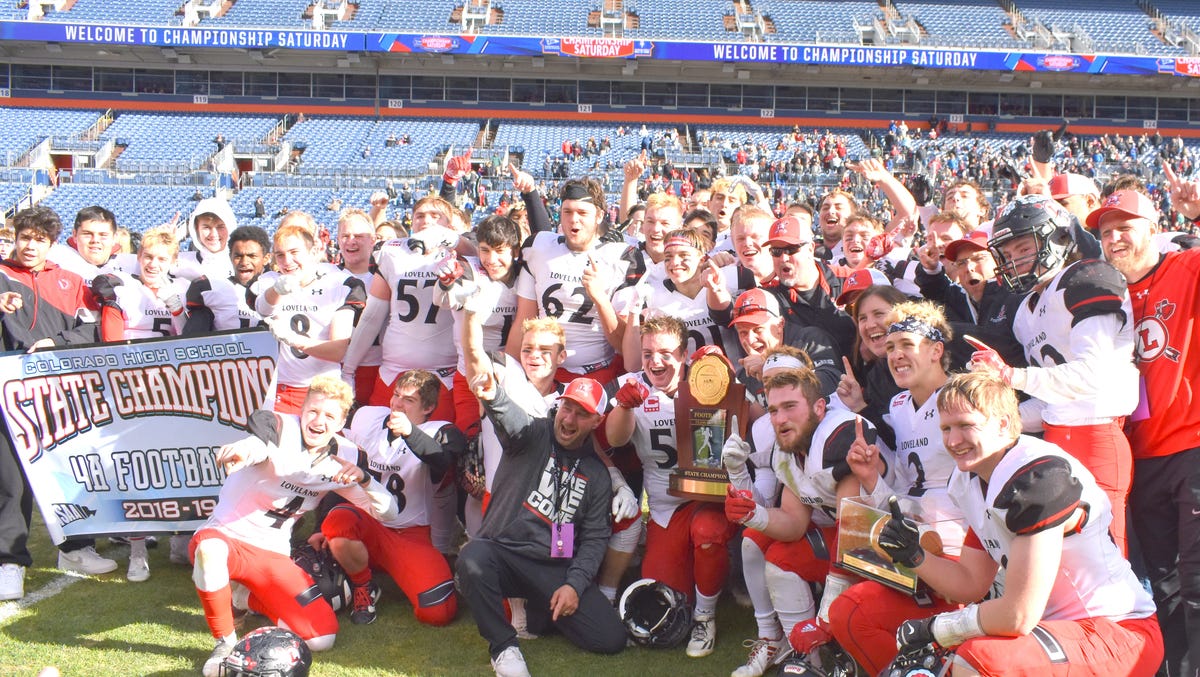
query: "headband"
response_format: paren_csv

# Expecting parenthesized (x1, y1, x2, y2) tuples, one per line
(561, 183, 597, 203)
(664, 235, 700, 251)
(763, 354, 805, 372)
(887, 316, 946, 344)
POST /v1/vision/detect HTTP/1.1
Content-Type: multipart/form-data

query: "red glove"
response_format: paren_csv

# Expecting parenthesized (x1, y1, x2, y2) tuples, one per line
(865, 233, 894, 260)
(789, 619, 834, 654)
(435, 250, 465, 287)
(965, 335, 1013, 385)
(614, 378, 649, 410)
(724, 485, 757, 524)
(443, 149, 472, 185)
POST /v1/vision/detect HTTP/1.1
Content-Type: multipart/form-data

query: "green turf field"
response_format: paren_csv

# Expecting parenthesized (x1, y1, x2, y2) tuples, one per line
(0, 512, 760, 676)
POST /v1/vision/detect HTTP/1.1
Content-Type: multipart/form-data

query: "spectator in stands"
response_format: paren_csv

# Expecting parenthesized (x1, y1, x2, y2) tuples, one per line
(385, 133, 398, 148)
(0, 206, 112, 602)
(1093, 181, 1200, 677)
(177, 197, 237, 282)
(254, 196, 266, 218)
(0, 227, 12, 261)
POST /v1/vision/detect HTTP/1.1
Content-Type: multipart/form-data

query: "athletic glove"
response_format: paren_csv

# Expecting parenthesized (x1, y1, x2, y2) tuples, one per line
(272, 274, 301, 297)
(879, 496, 925, 568)
(721, 416, 751, 479)
(435, 252, 465, 288)
(965, 335, 1014, 385)
(614, 378, 649, 410)
(163, 293, 186, 317)
(896, 617, 936, 652)
(1032, 130, 1056, 164)
(724, 485, 768, 531)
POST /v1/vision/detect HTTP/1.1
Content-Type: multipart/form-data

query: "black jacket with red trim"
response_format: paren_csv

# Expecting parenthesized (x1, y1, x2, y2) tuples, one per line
(0, 259, 99, 350)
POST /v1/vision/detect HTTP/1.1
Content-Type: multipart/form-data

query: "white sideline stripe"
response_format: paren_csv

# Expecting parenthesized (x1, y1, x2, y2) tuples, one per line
(0, 573, 85, 624)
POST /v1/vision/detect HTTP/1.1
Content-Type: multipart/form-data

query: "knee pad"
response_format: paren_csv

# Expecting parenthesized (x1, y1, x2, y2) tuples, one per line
(741, 535, 766, 564)
(764, 562, 814, 614)
(304, 633, 337, 653)
(192, 538, 230, 591)
(608, 518, 643, 554)
(690, 508, 733, 548)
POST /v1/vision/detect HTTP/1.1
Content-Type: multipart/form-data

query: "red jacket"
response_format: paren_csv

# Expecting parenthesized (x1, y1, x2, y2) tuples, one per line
(0, 259, 99, 350)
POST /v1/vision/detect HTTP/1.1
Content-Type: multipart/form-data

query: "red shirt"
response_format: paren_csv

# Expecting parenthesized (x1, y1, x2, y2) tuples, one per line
(1125, 248, 1200, 458)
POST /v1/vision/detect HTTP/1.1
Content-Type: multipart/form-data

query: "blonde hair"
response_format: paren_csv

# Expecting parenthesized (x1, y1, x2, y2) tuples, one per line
(522, 317, 566, 349)
(645, 192, 682, 213)
(709, 178, 748, 204)
(762, 367, 822, 406)
(938, 372, 1020, 441)
(304, 375, 354, 418)
(273, 224, 316, 249)
(278, 210, 318, 236)
(140, 225, 180, 259)
(337, 208, 373, 232)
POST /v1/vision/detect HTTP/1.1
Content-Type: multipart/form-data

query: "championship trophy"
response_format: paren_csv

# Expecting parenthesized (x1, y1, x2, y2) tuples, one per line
(668, 351, 749, 502)
(837, 495, 962, 598)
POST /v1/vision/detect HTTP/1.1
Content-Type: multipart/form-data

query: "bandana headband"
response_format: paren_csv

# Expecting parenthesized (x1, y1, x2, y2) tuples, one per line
(887, 316, 946, 344)
(561, 183, 597, 204)
(664, 235, 699, 251)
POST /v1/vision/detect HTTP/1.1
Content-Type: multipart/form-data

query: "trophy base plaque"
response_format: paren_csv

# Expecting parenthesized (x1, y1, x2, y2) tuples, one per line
(668, 467, 728, 502)
(837, 496, 955, 596)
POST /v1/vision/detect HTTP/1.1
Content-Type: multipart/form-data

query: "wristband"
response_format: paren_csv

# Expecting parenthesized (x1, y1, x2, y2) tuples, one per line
(357, 473, 372, 486)
(442, 172, 458, 185)
(931, 603, 985, 648)
(742, 505, 769, 532)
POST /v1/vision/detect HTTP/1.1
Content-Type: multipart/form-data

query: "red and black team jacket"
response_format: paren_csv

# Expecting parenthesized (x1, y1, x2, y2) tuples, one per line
(0, 259, 100, 351)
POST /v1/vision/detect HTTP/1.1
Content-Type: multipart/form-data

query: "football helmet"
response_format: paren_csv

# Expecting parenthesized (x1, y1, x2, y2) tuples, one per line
(987, 193, 1075, 293)
(291, 544, 351, 612)
(618, 578, 692, 648)
(880, 643, 951, 677)
(220, 626, 312, 677)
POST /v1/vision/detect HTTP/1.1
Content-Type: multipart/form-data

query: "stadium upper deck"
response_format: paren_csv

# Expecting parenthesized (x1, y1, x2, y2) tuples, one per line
(11, 0, 1200, 57)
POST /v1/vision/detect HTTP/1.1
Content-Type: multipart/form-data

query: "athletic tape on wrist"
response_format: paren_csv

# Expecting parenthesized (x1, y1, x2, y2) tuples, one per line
(931, 603, 984, 647)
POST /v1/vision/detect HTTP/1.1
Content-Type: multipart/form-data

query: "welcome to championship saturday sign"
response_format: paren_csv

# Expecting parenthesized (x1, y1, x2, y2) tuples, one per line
(0, 330, 277, 544)
(0, 21, 1197, 79)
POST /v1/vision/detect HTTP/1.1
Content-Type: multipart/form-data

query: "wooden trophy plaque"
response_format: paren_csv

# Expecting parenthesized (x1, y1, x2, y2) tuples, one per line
(668, 353, 749, 502)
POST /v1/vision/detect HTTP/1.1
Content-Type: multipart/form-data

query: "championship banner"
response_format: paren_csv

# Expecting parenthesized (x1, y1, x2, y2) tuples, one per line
(0, 330, 277, 544)
(0, 21, 1195, 78)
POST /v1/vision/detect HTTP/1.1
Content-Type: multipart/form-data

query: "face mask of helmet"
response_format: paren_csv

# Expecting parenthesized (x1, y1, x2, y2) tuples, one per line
(988, 195, 1075, 294)
(221, 626, 313, 677)
(291, 544, 351, 612)
(618, 578, 692, 648)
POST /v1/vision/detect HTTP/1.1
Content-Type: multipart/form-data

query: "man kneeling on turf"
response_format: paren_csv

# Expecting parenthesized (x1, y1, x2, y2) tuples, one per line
(319, 369, 464, 626)
(190, 376, 398, 677)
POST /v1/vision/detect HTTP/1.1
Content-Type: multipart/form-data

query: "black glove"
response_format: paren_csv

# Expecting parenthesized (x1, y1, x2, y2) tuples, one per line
(1032, 130, 1055, 164)
(879, 496, 925, 568)
(895, 617, 936, 652)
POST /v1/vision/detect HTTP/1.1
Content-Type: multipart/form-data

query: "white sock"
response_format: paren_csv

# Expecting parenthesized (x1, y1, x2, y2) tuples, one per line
(694, 589, 720, 618)
(764, 562, 815, 638)
(741, 537, 781, 638)
(599, 584, 617, 603)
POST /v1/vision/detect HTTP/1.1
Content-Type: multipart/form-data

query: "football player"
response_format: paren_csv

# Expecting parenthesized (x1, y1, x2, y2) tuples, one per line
(190, 376, 398, 677)
(972, 194, 1138, 553)
(176, 197, 237, 281)
(94, 225, 190, 343)
(320, 369, 463, 626)
(604, 316, 736, 658)
(257, 225, 366, 414)
(886, 372, 1162, 676)
(183, 225, 271, 334)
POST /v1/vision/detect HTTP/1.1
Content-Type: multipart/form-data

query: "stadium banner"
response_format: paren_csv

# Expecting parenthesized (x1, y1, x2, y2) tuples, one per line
(3, 21, 1198, 78)
(0, 330, 277, 544)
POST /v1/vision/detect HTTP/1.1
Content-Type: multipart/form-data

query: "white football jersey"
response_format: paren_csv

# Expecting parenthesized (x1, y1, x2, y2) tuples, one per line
(93, 272, 189, 339)
(175, 248, 235, 282)
(343, 407, 440, 530)
(617, 371, 685, 528)
(444, 257, 518, 375)
(374, 237, 458, 383)
(516, 231, 633, 372)
(344, 267, 382, 368)
(1011, 259, 1138, 425)
(635, 276, 740, 360)
(948, 436, 1156, 622)
(773, 407, 863, 528)
(185, 275, 267, 331)
(49, 244, 137, 279)
(257, 270, 366, 387)
(202, 415, 362, 555)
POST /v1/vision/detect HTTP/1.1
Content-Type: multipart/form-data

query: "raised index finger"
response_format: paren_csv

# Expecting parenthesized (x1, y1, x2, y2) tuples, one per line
(888, 495, 905, 521)
(963, 334, 992, 352)
(1163, 162, 1179, 188)
(841, 356, 857, 379)
(855, 416, 865, 443)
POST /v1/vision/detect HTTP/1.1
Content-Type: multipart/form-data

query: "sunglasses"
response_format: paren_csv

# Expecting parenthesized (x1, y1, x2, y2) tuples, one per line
(734, 303, 777, 318)
(770, 243, 809, 257)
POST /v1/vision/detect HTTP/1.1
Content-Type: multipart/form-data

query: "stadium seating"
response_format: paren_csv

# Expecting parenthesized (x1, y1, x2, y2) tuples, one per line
(757, 1, 878, 44)
(1154, 0, 1200, 33)
(1013, 0, 1181, 55)
(0, 107, 105, 165)
(201, 0, 309, 27)
(36, 183, 200, 235)
(895, 0, 1025, 49)
(101, 112, 281, 173)
(283, 116, 478, 176)
(41, 0, 180, 25)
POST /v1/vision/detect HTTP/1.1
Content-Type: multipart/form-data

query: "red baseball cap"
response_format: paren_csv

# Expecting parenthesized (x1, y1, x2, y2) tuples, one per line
(1085, 190, 1160, 229)
(1048, 173, 1100, 200)
(559, 377, 606, 415)
(942, 230, 991, 262)
(765, 215, 813, 247)
(835, 268, 890, 306)
(729, 288, 782, 327)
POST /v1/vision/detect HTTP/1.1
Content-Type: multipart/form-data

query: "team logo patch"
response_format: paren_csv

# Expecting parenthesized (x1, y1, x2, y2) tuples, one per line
(644, 396, 659, 412)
